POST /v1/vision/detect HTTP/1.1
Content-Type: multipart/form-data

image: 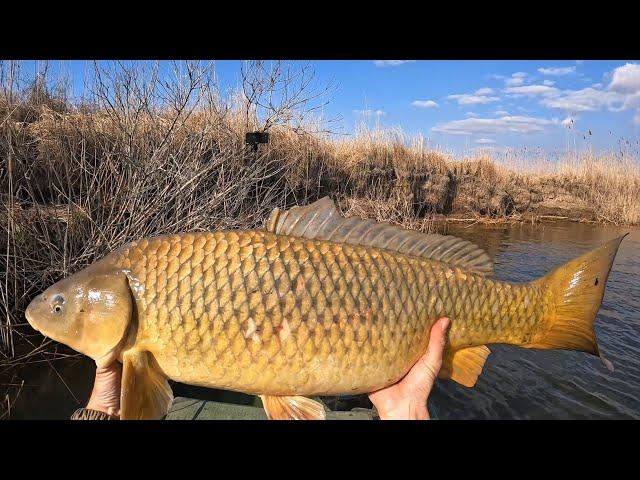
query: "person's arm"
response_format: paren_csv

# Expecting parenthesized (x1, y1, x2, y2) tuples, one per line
(70, 363, 122, 420)
(369, 317, 450, 420)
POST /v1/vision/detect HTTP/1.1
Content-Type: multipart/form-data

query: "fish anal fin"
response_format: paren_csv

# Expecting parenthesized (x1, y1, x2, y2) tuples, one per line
(260, 395, 326, 420)
(264, 197, 493, 276)
(121, 349, 173, 420)
(438, 345, 491, 388)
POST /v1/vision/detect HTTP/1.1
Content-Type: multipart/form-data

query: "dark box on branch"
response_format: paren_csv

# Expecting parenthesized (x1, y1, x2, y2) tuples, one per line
(245, 131, 270, 147)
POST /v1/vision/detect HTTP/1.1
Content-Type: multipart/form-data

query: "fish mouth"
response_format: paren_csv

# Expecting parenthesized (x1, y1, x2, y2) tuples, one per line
(24, 301, 41, 333)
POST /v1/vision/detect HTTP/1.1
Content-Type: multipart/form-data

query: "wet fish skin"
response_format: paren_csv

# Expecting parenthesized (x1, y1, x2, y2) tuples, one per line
(110, 229, 550, 396)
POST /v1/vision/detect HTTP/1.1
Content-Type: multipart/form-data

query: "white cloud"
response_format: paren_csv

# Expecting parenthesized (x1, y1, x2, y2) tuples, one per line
(494, 110, 509, 116)
(504, 72, 528, 87)
(353, 109, 386, 117)
(576, 60, 584, 65)
(535, 64, 640, 123)
(465, 112, 479, 117)
(476, 138, 496, 144)
(538, 66, 577, 76)
(505, 85, 559, 97)
(447, 94, 500, 105)
(373, 60, 415, 67)
(608, 63, 640, 94)
(475, 87, 494, 95)
(607, 63, 640, 123)
(412, 100, 438, 108)
(505, 77, 525, 87)
(463, 64, 640, 127)
(431, 115, 558, 136)
(541, 87, 624, 112)
(624, 92, 640, 108)
(447, 87, 500, 105)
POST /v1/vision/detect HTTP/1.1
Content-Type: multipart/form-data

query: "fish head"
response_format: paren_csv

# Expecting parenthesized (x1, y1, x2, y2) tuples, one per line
(25, 262, 133, 362)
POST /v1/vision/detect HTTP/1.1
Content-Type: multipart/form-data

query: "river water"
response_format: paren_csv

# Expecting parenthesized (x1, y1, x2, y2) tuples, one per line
(4, 221, 639, 419)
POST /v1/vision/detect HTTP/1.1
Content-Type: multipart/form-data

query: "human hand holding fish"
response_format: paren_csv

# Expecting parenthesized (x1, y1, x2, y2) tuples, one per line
(70, 362, 122, 420)
(86, 363, 122, 418)
(369, 317, 450, 420)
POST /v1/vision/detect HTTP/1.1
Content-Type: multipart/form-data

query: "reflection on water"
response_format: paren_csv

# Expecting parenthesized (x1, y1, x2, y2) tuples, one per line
(5, 221, 640, 419)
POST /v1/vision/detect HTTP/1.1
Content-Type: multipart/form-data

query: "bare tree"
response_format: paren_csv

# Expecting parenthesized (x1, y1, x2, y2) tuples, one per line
(239, 60, 339, 135)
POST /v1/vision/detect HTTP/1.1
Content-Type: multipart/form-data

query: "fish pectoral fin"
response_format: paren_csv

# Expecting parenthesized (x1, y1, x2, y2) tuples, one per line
(260, 395, 326, 420)
(121, 349, 173, 420)
(438, 345, 491, 388)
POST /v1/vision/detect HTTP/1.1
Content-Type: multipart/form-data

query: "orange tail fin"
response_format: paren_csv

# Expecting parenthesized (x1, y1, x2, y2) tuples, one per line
(525, 234, 627, 369)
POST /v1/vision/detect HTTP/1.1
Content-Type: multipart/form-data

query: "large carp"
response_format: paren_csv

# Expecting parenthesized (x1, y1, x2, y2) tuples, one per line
(25, 197, 626, 419)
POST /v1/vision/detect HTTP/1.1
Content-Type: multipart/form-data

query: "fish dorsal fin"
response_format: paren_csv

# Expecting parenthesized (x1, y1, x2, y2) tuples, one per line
(265, 197, 493, 276)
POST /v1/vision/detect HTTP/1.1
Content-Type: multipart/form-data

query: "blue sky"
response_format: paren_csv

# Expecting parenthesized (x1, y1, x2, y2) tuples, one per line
(16, 60, 640, 158)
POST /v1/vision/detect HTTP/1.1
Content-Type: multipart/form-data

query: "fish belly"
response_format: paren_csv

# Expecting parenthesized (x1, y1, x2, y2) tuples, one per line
(114, 230, 549, 396)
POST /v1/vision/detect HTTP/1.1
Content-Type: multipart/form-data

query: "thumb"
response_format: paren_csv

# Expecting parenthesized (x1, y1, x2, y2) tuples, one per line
(403, 317, 450, 395)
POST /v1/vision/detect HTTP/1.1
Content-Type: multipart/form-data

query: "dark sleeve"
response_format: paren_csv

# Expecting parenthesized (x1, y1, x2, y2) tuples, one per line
(70, 408, 119, 420)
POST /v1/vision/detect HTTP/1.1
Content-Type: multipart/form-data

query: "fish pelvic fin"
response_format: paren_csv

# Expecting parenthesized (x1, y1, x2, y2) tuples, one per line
(260, 395, 326, 420)
(524, 234, 627, 363)
(120, 349, 173, 420)
(438, 345, 491, 388)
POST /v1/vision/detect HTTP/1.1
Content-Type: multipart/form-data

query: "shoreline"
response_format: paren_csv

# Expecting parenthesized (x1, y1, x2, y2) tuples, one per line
(429, 212, 610, 226)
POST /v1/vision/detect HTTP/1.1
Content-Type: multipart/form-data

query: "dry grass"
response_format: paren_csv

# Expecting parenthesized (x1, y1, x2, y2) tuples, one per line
(555, 153, 640, 224)
(1, 62, 639, 417)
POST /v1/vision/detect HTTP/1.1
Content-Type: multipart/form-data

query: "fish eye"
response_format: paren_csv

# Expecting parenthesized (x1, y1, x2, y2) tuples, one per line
(51, 294, 65, 314)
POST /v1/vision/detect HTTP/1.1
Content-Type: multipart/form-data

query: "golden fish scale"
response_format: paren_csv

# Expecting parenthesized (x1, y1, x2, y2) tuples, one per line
(112, 230, 552, 396)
